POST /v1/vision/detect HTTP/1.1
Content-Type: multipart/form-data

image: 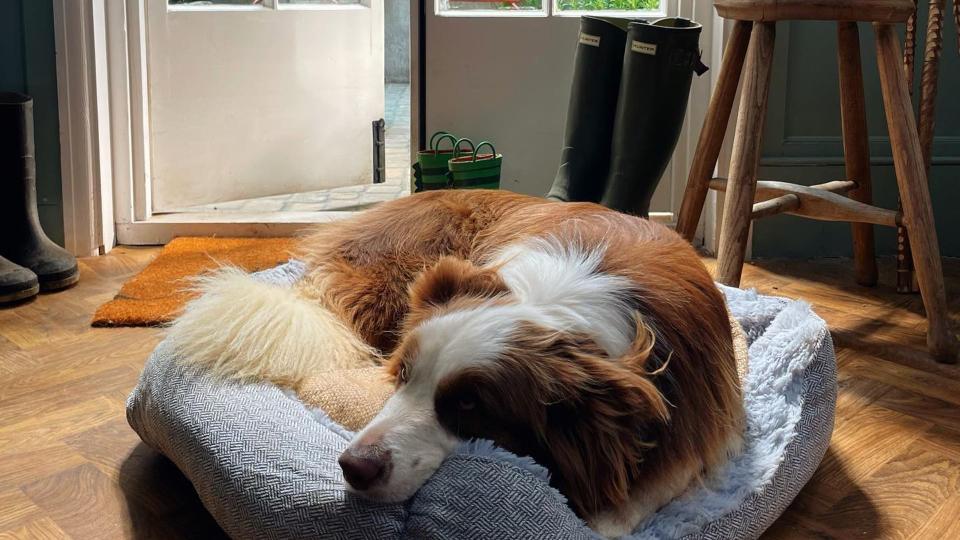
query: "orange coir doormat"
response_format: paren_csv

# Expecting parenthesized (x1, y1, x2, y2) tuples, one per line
(92, 237, 296, 327)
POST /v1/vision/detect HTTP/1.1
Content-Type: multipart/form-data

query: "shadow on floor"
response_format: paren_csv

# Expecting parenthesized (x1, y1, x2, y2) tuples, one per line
(119, 443, 228, 539)
(771, 446, 886, 538)
(747, 256, 937, 318)
(746, 257, 960, 374)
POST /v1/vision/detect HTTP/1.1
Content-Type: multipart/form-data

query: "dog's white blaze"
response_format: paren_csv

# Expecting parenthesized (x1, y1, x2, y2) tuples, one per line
(351, 384, 458, 502)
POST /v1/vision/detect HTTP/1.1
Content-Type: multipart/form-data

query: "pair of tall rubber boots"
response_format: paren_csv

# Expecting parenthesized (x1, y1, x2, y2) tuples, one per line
(0, 93, 79, 305)
(548, 17, 707, 216)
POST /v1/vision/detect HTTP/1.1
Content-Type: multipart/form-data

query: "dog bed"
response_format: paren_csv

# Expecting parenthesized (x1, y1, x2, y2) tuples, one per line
(126, 262, 836, 539)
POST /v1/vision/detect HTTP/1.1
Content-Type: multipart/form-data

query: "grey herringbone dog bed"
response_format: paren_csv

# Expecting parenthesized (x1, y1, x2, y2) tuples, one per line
(127, 264, 836, 539)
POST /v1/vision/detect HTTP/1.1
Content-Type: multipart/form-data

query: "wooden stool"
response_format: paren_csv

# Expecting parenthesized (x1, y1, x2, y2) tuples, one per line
(675, 0, 957, 363)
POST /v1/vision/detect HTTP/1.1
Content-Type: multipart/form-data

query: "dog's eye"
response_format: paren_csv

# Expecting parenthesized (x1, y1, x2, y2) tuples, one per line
(458, 398, 476, 411)
(398, 363, 410, 384)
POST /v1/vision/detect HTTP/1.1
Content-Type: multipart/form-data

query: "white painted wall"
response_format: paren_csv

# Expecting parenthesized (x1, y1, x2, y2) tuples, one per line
(146, 2, 385, 211)
(425, 5, 716, 217)
(425, 15, 579, 197)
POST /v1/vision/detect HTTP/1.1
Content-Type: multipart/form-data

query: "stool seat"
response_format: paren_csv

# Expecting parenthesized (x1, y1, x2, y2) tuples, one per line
(714, 0, 915, 22)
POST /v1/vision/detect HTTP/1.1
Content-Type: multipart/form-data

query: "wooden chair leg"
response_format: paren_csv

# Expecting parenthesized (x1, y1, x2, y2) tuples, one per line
(676, 20, 752, 242)
(875, 23, 957, 363)
(716, 22, 776, 287)
(837, 22, 878, 287)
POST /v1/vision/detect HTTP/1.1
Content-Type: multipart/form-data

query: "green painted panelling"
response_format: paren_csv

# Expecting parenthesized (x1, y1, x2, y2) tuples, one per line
(0, 2, 26, 94)
(753, 17, 960, 258)
(0, 0, 63, 247)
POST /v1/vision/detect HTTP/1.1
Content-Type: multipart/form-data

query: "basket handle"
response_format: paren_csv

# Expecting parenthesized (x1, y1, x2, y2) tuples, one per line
(429, 131, 452, 150)
(433, 133, 459, 152)
(453, 138, 475, 159)
(472, 141, 496, 162)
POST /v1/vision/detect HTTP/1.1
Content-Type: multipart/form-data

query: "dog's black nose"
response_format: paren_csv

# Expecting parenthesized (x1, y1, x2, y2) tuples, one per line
(339, 445, 390, 490)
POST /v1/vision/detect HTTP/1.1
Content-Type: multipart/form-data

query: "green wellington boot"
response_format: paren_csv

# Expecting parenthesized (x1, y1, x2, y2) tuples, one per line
(0, 255, 39, 305)
(600, 18, 707, 217)
(0, 93, 79, 292)
(547, 16, 629, 203)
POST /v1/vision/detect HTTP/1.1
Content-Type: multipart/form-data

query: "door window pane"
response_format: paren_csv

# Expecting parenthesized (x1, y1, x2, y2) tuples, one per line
(438, 0, 544, 13)
(555, 0, 659, 11)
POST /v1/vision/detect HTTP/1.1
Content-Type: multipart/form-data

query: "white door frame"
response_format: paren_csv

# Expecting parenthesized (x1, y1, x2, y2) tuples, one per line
(52, 0, 114, 256)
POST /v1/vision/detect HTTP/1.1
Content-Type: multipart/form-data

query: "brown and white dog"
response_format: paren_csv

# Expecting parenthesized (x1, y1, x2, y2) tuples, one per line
(167, 190, 744, 536)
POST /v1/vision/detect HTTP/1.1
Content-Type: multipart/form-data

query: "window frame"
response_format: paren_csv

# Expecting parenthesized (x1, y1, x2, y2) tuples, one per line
(435, 0, 669, 19)
(166, 0, 367, 12)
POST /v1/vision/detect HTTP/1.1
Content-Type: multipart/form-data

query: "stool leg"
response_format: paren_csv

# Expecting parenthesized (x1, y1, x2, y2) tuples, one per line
(837, 22, 879, 287)
(716, 22, 776, 287)
(676, 20, 752, 242)
(875, 23, 957, 363)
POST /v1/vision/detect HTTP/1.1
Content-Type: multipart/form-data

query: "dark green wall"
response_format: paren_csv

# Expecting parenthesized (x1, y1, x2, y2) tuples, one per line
(1, 0, 63, 246)
(753, 16, 960, 258)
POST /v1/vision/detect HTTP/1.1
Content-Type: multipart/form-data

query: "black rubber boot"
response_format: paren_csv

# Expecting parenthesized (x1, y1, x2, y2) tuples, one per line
(600, 18, 708, 217)
(0, 255, 38, 305)
(0, 93, 79, 291)
(547, 17, 629, 203)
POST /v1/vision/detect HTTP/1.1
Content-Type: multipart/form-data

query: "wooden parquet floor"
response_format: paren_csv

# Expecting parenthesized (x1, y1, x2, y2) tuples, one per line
(2, 247, 960, 539)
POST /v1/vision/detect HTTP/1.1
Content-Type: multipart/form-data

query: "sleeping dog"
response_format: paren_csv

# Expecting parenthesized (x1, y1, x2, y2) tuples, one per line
(168, 190, 744, 536)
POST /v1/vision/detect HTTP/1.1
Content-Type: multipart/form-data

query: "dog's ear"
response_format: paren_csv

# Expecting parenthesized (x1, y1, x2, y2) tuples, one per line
(408, 256, 508, 310)
(530, 319, 670, 518)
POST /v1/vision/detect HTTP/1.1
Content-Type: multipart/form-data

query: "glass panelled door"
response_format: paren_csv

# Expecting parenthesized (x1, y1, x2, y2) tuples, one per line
(147, 0, 385, 211)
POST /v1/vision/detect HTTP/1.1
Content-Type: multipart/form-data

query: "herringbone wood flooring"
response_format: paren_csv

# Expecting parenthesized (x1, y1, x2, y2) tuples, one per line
(1, 247, 960, 539)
